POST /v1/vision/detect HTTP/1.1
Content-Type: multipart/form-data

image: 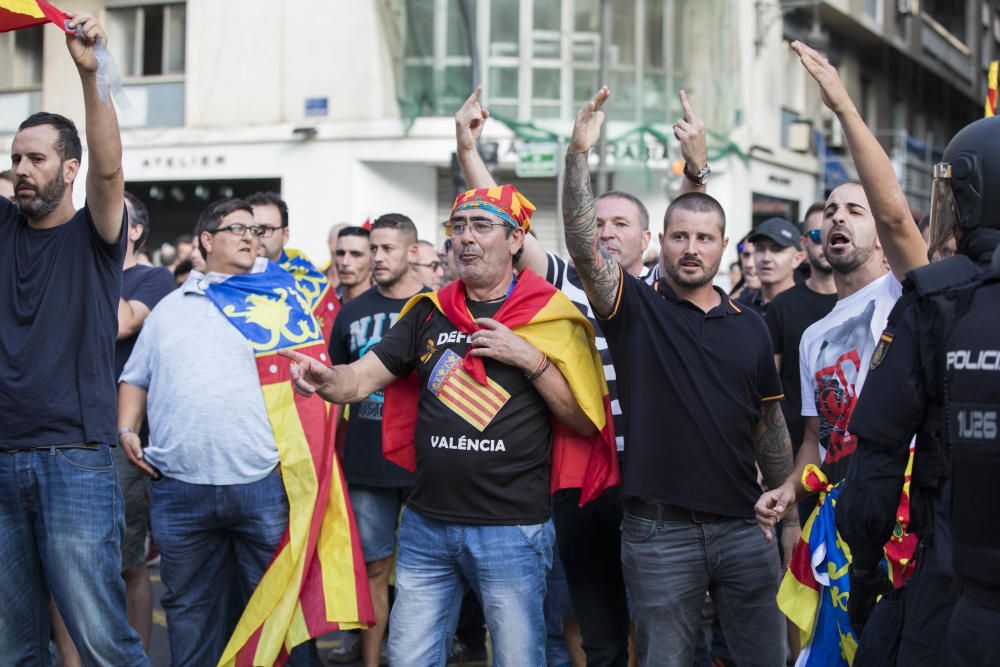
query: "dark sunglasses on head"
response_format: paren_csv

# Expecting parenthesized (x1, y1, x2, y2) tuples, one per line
(806, 229, 822, 245)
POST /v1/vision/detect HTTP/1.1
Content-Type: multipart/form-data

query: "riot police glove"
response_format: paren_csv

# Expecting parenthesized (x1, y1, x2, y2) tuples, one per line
(848, 563, 892, 635)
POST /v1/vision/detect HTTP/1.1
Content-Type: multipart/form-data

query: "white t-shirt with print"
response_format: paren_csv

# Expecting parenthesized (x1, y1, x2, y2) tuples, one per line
(798, 272, 902, 472)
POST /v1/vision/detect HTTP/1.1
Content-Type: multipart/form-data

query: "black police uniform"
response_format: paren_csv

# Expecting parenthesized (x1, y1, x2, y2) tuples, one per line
(835, 248, 1000, 666)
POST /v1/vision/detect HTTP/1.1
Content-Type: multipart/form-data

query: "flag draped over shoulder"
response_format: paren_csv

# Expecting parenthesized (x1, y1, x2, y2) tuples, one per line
(986, 60, 998, 118)
(278, 249, 340, 344)
(778, 459, 917, 667)
(205, 262, 372, 667)
(0, 0, 68, 33)
(381, 269, 619, 505)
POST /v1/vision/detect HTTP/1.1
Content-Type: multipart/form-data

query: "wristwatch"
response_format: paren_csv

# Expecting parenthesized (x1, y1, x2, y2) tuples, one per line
(684, 162, 711, 185)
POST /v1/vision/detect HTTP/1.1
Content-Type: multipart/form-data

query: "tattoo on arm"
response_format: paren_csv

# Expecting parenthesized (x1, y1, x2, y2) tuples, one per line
(755, 400, 794, 491)
(562, 151, 621, 317)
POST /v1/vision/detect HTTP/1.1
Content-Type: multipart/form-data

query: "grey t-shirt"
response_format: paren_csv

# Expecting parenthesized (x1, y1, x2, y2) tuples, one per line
(120, 265, 279, 484)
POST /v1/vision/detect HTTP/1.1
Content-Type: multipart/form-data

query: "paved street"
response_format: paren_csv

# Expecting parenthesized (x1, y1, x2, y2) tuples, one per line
(147, 566, 364, 667)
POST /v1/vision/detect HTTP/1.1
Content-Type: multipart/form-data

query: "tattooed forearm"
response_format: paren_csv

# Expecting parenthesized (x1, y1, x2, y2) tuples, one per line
(562, 151, 621, 317)
(755, 400, 794, 491)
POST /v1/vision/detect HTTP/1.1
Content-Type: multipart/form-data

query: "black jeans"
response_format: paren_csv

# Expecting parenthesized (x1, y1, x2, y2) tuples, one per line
(552, 486, 629, 667)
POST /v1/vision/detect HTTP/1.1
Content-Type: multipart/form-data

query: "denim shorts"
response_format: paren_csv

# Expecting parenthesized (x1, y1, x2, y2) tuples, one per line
(348, 484, 409, 562)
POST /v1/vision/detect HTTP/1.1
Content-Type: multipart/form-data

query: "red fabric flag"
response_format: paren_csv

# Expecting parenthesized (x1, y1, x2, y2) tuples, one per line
(0, 0, 70, 34)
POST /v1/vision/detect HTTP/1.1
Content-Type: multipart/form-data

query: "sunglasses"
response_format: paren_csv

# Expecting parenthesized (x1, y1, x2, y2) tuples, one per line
(806, 229, 822, 245)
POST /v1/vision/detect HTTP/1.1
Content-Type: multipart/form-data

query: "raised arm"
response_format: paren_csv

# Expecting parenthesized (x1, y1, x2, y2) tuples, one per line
(66, 12, 125, 245)
(563, 87, 621, 318)
(793, 41, 926, 279)
(279, 348, 398, 404)
(674, 90, 709, 196)
(453, 88, 550, 278)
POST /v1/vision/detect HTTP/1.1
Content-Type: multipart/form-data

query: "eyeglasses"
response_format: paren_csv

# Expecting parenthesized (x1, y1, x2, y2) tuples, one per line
(443, 220, 509, 237)
(209, 223, 265, 237)
(806, 229, 822, 245)
(411, 260, 442, 271)
(255, 225, 286, 238)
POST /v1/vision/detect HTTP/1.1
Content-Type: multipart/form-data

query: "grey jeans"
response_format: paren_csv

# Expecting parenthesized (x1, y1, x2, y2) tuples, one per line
(621, 512, 784, 667)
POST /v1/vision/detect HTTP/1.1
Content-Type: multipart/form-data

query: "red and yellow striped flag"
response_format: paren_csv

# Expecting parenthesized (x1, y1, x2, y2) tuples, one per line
(986, 60, 998, 117)
(382, 269, 619, 505)
(205, 262, 373, 667)
(0, 0, 69, 33)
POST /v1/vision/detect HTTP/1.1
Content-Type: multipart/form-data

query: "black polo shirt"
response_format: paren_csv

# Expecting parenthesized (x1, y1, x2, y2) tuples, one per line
(600, 271, 783, 518)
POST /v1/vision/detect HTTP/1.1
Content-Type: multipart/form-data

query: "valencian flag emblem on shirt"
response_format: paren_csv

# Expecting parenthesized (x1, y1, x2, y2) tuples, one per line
(0, 0, 68, 32)
(279, 248, 340, 343)
(777, 460, 917, 666)
(381, 268, 619, 505)
(205, 261, 373, 667)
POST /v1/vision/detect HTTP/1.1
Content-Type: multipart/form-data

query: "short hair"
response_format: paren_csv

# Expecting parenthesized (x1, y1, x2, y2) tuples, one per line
(416, 239, 436, 250)
(371, 213, 418, 244)
(804, 201, 825, 222)
(663, 192, 726, 233)
(194, 198, 253, 259)
(124, 191, 151, 251)
(0, 170, 13, 183)
(338, 225, 370, 240)
(245, 191, 289, 228)
(173, 258, 194, 277)
(18, 112, 82, 162)
(597, 190, 650, 231)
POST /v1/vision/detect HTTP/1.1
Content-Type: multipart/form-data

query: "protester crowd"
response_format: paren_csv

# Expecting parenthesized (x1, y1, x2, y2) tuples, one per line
(3, 13, 999, 667)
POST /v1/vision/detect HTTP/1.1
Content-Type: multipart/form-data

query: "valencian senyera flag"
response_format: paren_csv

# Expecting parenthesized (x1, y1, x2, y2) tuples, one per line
(381, 268, 619, 505)
(0, 0, 68, 33)
(777, 458, 918, 667)
(205, 261, 372, 667)
(986, 60, 998, 117)
(279, 248, 340, 344)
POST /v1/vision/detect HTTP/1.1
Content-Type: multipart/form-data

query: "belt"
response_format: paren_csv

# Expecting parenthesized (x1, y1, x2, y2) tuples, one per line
(624, 497, 726, 523)
(1, 443, 100, 454)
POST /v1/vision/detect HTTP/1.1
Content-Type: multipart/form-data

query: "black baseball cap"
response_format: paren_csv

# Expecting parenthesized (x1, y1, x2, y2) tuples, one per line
(747, 218, 801, 250)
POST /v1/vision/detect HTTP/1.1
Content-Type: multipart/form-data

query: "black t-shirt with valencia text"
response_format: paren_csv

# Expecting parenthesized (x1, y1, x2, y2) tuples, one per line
(372, 298, 552, 525)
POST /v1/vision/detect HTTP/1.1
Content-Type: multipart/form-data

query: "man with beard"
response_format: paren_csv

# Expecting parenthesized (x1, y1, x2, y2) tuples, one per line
(335, 226, 374, 304)
(327, 213, 424, 667)
(756, 41, 927, 522)
(739, 218, 806, 316)
(0, 13, 148, 666)
(563, 85, 794, 666)
(754, 41, 929, 664)
(454, 85, 708, 665)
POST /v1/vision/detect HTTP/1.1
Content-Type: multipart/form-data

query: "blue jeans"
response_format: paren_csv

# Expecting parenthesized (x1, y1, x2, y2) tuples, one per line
(150, 470, 316, 667)
(621, 512, 784, 667)
(0, 445, 148, 666)
(388, 507, 555, 667)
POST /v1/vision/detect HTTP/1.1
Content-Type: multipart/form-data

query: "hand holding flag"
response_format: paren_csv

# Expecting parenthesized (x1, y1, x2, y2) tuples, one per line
(64, 11, 106, 73)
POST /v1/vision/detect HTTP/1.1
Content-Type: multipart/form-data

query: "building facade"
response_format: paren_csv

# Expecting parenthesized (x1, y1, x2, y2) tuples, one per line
(0, 0, 988, 266)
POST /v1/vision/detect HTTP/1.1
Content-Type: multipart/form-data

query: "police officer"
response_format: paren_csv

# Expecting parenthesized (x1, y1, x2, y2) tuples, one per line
(835, 115, 1000, 666)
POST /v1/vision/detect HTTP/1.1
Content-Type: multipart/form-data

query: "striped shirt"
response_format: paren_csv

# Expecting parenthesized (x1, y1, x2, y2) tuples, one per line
(546, 253, 649, 453)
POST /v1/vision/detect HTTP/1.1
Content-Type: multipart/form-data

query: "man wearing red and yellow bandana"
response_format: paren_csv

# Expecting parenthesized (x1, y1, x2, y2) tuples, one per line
(281, 184, 617, 666)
